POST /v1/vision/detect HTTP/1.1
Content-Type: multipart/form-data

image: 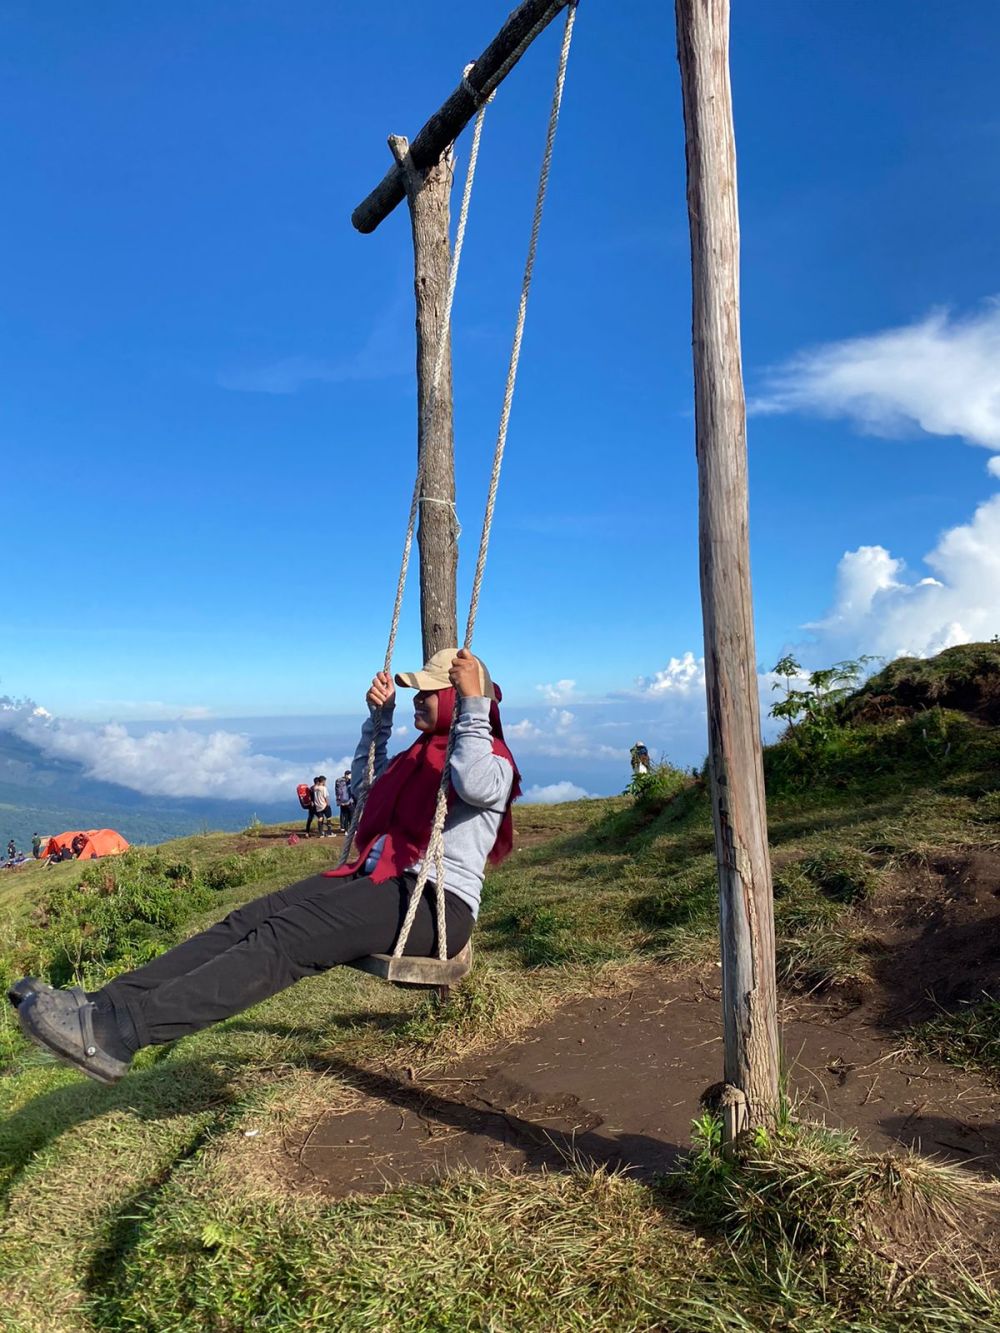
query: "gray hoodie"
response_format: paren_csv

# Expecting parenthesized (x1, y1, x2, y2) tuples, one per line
(350, 696, 513, 918)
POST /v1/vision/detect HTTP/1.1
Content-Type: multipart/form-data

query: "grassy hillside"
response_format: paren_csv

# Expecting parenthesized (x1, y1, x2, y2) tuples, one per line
(1, 646, 999, 1331)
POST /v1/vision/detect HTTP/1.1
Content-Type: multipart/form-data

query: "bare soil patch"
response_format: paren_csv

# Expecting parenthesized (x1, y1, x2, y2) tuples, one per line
(278, 849, 1000, 1200)
(862, 848, 1000, 1025)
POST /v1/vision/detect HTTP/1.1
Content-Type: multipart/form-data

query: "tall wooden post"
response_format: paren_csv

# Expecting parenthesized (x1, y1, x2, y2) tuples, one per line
(675, 0, 780, 1137)
(389, 137, 459, 659)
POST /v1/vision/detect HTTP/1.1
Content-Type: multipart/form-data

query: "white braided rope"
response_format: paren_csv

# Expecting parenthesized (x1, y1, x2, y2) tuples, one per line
(466, 0, 575, 648)
(338, 96, 489, 869)
(393, 3, 577, 961)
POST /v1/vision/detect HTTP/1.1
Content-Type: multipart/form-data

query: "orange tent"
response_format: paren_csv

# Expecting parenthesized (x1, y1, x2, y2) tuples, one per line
(44, 829, 130, 860)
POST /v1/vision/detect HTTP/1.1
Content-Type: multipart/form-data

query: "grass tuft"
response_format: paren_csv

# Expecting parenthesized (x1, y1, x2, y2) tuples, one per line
(910, 996, 1000, 1078)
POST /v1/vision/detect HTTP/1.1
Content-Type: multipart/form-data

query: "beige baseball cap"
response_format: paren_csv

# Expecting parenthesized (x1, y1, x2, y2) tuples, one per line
(394, 647, 496, 701)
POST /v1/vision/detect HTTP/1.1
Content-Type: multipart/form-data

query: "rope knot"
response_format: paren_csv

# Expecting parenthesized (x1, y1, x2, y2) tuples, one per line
(462, 63, 497, 108)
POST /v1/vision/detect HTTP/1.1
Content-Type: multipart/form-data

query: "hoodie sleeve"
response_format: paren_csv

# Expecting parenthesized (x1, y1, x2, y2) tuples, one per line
(352, 701, 395, 793)
(449, 696, 513, 811)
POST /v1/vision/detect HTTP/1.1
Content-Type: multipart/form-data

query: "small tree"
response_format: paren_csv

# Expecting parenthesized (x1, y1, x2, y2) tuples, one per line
(770, 655, 878, 743)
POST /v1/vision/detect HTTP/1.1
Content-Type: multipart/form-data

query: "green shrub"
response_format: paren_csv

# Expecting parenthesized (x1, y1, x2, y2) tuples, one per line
(203, 854, 256, 891)
(202, 847, 299, 891)
(36, 851, 216, 988)
(626, 760, 690, 806)
(843, 640, 1000, 724)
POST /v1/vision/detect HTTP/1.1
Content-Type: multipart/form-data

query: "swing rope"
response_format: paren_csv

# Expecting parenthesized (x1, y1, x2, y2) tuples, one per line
(339, 87, 491, 867)
(392, 1, 578, 961)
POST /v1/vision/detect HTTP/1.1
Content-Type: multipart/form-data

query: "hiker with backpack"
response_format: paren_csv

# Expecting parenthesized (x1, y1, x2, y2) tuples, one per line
(335, 771, 354, 832)
(8, 648, 521, 1085)
(299, 775, 322, 836)
(310, 775, 335, 837)
(630, 741, 650, 776)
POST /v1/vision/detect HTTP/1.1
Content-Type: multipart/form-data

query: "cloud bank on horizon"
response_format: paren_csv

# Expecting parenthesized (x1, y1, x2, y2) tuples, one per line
(521, 781, 598, 805)
(0, 699, 349, 804)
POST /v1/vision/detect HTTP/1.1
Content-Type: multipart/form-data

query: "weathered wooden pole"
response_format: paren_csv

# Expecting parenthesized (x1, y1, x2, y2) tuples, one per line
(351, 0, 573, 660)
(675, 0, 780, 1138)
(388, 137, 459, 659)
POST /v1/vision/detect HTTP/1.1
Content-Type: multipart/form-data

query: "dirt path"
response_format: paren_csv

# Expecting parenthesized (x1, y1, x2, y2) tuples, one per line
(278, 850, 1000, 1198)
(283, 965, 1000, 1198)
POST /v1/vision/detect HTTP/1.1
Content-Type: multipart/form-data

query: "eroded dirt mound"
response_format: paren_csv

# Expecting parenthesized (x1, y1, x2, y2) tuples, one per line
(862, 848, 1000, 1024)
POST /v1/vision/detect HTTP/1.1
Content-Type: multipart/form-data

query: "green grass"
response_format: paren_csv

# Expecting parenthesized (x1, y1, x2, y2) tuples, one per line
(910, 997, 1000, 1079)
(73, 1121, 1000, 1333)
(2, 674, 1000, 1329)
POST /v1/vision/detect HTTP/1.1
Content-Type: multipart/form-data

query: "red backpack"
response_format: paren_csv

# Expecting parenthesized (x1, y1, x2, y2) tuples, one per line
(296, 783, 313, 811)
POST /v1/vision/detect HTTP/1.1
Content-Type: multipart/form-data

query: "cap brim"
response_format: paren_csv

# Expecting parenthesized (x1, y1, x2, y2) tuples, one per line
(394, 660, 498, 701)
(394, 669, 448, 692)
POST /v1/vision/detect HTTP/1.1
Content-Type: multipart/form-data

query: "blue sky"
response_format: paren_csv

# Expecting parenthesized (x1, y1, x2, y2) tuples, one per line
(3, 1, 1000, 801)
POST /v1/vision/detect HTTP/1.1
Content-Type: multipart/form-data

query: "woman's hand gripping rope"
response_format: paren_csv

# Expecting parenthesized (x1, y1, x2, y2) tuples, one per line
(366, 671, 396, 711)
(448, 648, 484, 699)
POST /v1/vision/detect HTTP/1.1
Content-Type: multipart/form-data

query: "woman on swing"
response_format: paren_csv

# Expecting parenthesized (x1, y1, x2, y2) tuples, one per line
(10, 648, 521, 1085)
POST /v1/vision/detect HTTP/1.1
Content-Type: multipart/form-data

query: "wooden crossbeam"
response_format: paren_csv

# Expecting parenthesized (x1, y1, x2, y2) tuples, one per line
(352, 0, 572, 234)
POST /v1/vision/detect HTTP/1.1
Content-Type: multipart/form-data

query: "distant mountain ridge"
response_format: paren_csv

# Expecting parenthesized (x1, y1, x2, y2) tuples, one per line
(0, 728, 290, 849)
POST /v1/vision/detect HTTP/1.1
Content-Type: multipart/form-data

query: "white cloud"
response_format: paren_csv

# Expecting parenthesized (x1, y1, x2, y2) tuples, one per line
(988, 456, 1000, 479)
(536, 679, 577, 703)
(520, 781, 597, 805)
(10, 705, 351, 803)
(631, 652, 706, 698)
(805, 493, 1000, 660)
(753, 300, 1000, 449)
(506, 707, 622, 762)
(508, 718, 542, 739)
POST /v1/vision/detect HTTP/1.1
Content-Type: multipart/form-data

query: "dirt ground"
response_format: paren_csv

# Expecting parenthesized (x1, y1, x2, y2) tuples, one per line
(282, 851, 1000, 1199)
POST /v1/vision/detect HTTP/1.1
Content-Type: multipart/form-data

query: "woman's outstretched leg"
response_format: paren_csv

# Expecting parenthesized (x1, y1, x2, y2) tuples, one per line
(99, 873, 344, 1014)
(16, 863, 475, 1086)
(112, 874, 473, 1049)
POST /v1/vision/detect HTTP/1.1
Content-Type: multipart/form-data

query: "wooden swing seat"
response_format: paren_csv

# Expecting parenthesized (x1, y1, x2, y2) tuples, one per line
(348, 940, 472, 990)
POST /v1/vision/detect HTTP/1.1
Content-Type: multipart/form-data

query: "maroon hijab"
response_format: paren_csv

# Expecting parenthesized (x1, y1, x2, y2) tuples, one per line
(324, 685, 521, 884)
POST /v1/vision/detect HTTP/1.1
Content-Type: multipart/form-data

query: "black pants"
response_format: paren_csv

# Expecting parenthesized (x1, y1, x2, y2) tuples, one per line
(339, 803, 354, 831)
(100, 873, 474, 1049)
